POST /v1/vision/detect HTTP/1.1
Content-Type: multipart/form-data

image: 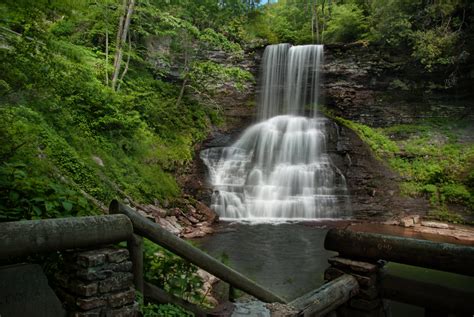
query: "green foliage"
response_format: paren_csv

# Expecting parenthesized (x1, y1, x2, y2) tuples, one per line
(143, 239, 205, 306)
(199, 28, 243, 56)
(137, 291, 194, 317)
(188, 61, 254, 99)
(367, 0, 415, 46)
(426, 208, 465, 224)
(411, 28, 458, 71)
(331, 116, 399, 158)
(0, 162, 93, 221)
(0, 0, 237, 219)
(331, 114, 473, 219)
(323, 4, 367, 43)
(142, 303, 194, 317)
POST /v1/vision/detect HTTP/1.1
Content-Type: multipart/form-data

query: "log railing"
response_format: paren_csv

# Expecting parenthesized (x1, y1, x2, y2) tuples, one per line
(0, 214, 133, 260)
(325, 228, 474, 276)
(324, 228, 474, 315)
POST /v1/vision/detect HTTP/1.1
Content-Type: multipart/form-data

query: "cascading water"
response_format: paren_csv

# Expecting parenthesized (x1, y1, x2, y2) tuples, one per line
(201, 44, 351, 221)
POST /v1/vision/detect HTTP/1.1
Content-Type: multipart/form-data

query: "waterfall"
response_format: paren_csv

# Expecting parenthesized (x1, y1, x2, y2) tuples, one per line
(201, 44, 351, 221)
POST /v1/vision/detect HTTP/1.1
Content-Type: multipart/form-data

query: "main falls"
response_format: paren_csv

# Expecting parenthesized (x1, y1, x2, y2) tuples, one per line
(201, 44, 351, 221)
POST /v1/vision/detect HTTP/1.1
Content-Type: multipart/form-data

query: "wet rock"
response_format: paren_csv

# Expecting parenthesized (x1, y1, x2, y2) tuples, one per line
(420, 221, 452, 229)
(196, 201, 219, 223)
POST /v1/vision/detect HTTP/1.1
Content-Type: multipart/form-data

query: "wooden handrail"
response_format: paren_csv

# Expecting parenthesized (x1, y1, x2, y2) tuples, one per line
(0, 215, 133, 260)
(290, 274, 359, 316)
(110, 200, 286, 304)
(324, 228, 474, 276)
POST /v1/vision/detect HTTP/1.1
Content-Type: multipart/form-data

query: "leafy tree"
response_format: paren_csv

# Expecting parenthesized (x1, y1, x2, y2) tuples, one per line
(323, 3, 367, 43)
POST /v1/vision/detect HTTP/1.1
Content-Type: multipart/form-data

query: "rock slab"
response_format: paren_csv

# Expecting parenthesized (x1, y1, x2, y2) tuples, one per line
(0, 263, 66, 317)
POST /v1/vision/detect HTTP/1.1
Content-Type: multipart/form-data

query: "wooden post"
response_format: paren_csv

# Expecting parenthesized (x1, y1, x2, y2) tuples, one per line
(325, 229, 474, 276)
(110, 200, 286, 304)
(127, 234, 144, 293)
(290, 274, 359, 316)
(0, 215, 133, 259)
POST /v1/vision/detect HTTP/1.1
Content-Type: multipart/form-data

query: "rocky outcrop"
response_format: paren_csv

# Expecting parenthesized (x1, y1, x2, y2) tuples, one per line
(325, 119, 429, 220)
(322, 43, 474, 127)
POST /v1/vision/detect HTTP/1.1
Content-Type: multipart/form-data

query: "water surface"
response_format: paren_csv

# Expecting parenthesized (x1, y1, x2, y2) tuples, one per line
(194, 222, 336, 301)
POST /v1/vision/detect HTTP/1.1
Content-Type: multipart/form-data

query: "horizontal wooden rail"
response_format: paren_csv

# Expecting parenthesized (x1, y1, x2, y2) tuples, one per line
(381, 273, 474, 314)
(144, 282, 208, 317)
(290, 274, 359, 316)
(110, 200, 286, 304)
(0, 215, 133, 259)
(324, 229, 474, 276)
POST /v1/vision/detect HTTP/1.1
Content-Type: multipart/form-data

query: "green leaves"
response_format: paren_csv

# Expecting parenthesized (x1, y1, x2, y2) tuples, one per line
(324, 4, 368, 43)
(143, 239, 206, 307)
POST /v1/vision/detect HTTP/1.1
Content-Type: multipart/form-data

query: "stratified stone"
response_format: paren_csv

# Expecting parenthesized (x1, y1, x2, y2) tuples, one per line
(358, 286, 379, 300)
(107, 289, 135, 308)
(328, 257, 378, 273)
(70, 309, 101, 317)
(76, 267, 114, 281)
(70, 280, 99, 297)
(324, 267, 376, 288)
(324, 267, 345, 281)
(98, 273, 134, 293)
(104, 248, 130, 264)
(77, 250, 107, 267)
(107, 261, 133, 273)
(103, 302, 139, 317)
(76, 296, 107, 310)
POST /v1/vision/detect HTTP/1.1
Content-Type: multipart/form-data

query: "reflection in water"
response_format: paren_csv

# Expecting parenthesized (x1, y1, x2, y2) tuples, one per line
(194, 222, 336, 301)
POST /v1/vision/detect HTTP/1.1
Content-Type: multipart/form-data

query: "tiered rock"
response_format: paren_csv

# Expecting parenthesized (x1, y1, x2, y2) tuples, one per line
(54, 247, 138, 317)
(324, 257, 386, 317)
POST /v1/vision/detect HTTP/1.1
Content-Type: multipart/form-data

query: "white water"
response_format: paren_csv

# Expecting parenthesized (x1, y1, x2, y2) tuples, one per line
(201, 44, 351, 221)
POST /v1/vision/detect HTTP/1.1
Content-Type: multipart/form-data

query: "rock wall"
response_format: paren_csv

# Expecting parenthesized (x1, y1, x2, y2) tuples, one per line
(325, 119, 429, 220)
(322, 43, 474, 127)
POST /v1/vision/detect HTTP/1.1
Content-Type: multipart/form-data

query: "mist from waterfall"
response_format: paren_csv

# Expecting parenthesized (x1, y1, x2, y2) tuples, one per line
(201, 44, 351, 221)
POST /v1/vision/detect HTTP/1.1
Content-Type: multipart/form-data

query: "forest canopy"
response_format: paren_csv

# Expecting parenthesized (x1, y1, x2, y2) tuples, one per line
(0, 0, 472, 221)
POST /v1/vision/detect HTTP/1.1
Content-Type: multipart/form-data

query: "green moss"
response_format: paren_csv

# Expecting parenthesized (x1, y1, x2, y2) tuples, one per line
(329, 115, 399, 158)
(325, 111, 474, 219)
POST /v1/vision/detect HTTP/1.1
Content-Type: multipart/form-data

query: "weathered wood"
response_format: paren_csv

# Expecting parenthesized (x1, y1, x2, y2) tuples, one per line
(0, 215, 133, 259)
(325, 229, 474, 276)
(128, 234, 144, 293)
(144, 282, 208, 317)
(110, 200, 286, 303)
(381, 273, 474, 314)
(290, 274, 359, 317)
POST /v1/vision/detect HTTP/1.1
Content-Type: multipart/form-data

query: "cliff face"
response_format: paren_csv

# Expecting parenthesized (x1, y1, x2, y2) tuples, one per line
(322, 43, 474, 127)
(182, 43, 473, 220)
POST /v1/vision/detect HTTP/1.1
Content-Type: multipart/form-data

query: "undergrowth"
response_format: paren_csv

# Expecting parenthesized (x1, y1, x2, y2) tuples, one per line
(324, 108, 473, 222)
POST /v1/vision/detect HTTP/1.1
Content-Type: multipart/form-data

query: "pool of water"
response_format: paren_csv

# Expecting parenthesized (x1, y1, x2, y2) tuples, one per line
(193, 221, 337, 301)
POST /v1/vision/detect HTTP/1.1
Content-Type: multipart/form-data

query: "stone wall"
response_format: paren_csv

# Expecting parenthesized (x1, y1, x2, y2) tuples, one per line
(53, 247, 138, 317)
(324, 256, 387, 317)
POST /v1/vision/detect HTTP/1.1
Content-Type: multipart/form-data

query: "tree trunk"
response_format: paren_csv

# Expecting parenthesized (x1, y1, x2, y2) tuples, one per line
(117, 32, 131, 92)
(112, 0, 135, 91)
(105, 28, 109, 86)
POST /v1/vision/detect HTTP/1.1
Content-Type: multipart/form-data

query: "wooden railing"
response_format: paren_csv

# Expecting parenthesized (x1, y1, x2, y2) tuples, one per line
(324, 228, 474, 315)
(2, 205, 473, 316)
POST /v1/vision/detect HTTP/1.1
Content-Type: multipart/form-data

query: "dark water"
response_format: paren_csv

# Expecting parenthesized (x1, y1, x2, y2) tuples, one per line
(194, 222, 336, 301)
